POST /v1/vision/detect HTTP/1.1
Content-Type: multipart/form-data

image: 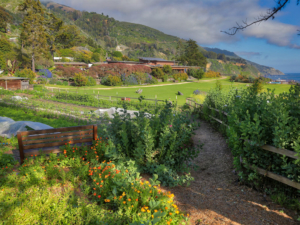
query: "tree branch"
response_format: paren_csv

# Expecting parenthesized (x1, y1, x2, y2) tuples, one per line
(221, 0, 290, 35)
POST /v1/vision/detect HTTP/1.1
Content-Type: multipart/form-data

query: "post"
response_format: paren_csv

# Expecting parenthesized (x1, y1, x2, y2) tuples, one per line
(98, 91, 99, 108)
(5, 80, 7, 90)
(17, 132, 25, 164)
(93, 125, 98, 140)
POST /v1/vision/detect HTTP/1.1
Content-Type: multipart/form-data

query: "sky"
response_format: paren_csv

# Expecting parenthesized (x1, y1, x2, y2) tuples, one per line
(54, 0, 300, 73)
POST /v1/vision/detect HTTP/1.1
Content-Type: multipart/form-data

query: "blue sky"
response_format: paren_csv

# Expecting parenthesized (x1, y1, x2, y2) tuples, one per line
(54, 0, 300, 73)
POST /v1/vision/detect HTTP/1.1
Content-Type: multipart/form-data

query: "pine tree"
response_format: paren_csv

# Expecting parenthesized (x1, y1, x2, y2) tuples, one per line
(19, 0, 48, 72)
(181, 39, 207, 67)
(0, 6, 12, 33)
(45, 13, 63, 59)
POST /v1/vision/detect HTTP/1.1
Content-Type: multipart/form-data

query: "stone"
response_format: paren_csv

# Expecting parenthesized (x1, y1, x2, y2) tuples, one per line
(178, 91, 183, 96)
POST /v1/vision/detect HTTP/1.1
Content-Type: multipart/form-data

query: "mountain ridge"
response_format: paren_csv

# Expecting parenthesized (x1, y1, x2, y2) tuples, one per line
(0, 0, 285, 76)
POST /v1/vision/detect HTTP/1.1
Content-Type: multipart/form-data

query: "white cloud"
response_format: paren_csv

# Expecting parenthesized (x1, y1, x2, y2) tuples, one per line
(54, 0, 300, 48)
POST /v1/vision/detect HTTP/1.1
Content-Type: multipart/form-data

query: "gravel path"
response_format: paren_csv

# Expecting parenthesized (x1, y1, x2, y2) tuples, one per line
(160, 119, 299, 225)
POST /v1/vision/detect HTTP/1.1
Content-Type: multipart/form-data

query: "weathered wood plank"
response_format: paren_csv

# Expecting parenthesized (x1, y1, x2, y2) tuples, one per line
(23, 130, 93, 140)
(93, 125, 97, 140)
(23, 143, 93, 157)
(19, 125, 93, 136)
(23, 135, 92, 145)
(247, 164, 300, 190)
(17, 132, 25, 164)
(209, 115, 229, 128)
(261, 145, 299, 160)
(23, 138, 93, 150)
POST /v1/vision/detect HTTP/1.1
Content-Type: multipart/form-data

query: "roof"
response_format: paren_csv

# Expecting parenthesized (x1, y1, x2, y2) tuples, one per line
(107, 61, 144, 64)
(139, 57, 169, 61)
(54, 62, 87, 65)
(0, 76, 29, 80)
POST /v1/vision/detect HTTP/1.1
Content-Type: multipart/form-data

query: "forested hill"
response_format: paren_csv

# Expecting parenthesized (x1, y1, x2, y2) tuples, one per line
(42, 1, 187, 60)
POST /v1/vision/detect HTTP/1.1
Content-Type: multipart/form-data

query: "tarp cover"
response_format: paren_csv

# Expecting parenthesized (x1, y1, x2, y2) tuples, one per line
(94, 108, 151, 118)
(0, 117, 53, 138)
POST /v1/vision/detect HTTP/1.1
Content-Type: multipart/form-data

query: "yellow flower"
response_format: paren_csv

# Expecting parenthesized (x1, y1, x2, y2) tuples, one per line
(167, 222, 170, 225)
(122, 192, 126, 196)
(151, 215, 154, 218)
(187, 214, 190, 217)
(149, 190, 152, 193)
(128, 198, 131, 201)
(141, 208, 145, 212)
(123, 201, 126, 204)
(169, 212, 172, 216)
(175, 211, 179, 214)
(147, 210, 150, 213)
(154, 210, 158, 213)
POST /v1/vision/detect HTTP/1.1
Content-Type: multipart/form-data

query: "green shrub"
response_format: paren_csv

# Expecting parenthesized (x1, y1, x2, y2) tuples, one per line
(15, 68, 36, 84)
(173, 73, 188, 81)
(103, 102, 201, 186)
(86, 76, 96, 86)
(202, 85, 300, 209)
(101, 75, 122, 86)
(74, 73, 88, 86)
(162, 65, 172, 74)
(151, 68, 164, 79)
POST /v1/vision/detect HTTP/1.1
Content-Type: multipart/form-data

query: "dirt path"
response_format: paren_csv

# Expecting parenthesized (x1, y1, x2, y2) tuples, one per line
(161, 120, 298, 225)
(45, 77, 228, 90)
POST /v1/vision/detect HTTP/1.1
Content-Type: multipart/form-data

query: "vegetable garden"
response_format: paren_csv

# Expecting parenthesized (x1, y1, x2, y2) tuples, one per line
(0, 93, 199, 224)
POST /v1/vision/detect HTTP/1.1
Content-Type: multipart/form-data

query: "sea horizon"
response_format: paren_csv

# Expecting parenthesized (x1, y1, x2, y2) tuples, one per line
(266, 73, 300, 81)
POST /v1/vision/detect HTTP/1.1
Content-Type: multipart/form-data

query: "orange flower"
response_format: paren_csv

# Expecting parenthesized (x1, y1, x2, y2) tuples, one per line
(93, 193, 96, 196)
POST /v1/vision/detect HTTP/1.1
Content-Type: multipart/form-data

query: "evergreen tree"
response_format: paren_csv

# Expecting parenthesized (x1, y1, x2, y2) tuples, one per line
(19, 0, 48, 72)
(45, 13, 63, 59)
(0, 6, 12, 33)
(180, 39, 207, 67)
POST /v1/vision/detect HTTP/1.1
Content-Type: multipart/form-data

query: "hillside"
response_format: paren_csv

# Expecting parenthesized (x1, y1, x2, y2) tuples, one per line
(0, 0, 284, 76)
(205, 47, 284, 75)
(207, 59, 261, 77)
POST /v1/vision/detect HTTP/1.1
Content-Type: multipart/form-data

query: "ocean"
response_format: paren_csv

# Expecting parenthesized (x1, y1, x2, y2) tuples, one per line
(265, 73, 300, 82)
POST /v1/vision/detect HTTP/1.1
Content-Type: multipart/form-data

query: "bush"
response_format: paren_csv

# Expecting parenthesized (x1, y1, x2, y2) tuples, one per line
(151, 68, 164, 79)
(124, 75, 138, 85)
(204, 71, 221, 78)
(173, 73, 188, 81)
(112, 51, 123, 58)
(162, 65, 172, 74)
(104, 103, 201, 186)
(202, 85, 300, 208)
(56, 81, 63, 85)
(15, 68, 36, 84)
(86, 76, 96, 86)
(101, 75, 122, 86)
(62, 81, 69, 86)
(162, 74, 168, 82)
(74, 73, 88, 86)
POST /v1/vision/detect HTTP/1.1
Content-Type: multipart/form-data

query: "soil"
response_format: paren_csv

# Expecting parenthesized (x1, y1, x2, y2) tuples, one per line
(157, 120, 299, 225)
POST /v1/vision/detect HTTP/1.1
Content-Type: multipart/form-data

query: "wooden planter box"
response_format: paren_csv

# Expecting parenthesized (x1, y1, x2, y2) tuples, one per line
(121, 98, 130, 101)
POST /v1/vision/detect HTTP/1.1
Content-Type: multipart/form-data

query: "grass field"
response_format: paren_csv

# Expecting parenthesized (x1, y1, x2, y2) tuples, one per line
(45, 77, 292, 105)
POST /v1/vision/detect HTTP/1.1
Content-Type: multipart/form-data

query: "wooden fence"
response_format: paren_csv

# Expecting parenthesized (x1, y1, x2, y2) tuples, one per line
(186, 97, 300, 190)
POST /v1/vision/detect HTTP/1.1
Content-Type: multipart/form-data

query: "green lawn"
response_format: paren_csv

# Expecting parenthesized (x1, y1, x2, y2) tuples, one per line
(45, 77, 292, 105)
